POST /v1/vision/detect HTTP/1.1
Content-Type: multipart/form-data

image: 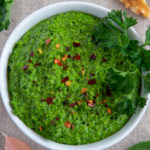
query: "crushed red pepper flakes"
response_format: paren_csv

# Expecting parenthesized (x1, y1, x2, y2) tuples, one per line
(87, 100, 95, 107)
(51, 120, 55, 124)
(39, 126, 43, 132)
(65, 81, 71, 86)
(96, 93, 100, 97)
(83, 92, 87, 97)
(56, 117, 60, 120)
(61, 77, 69, 83)
(81, 88, 87, 93)
(68, 94, 71, 98)
(102, 58, 107, 62)
(56, 44, 60, 49)
(41, 97, 55, 105)
(63, 100, 68, 105)
(71, 124, 74, 130)
(58, 62, 63, 66)
(71, 110, 74, 114)
(66, 46, 70, 51)
(64, 121, 72, 128)
(47, 97, 54, 105)
(54, 58, 60, 64)
(28, 60, 32, 63)
(106, 86, 112, 96)
(107, 108, 112, 114)
(69, 102, 76, 108)
(73, 53, 81, 60)
(73, 42, 80, 47)
(77, 100, 83, 105)
(90, 73, 95, 76)
(68, 55, 71, 58)
(22, 65, 28, 70)
(30, 51, 34, 57)
(63, 64, 68, 70)
(100, 100, 107, 104)
(46, 38, 51, 45)
(61, 54, 67, 61)
(35, 63, 41, 66)
(88, 79, 96, 85)
(105, 104, 109, 107)
(120, 61, 124, 65)
(90, 54, 96, 60)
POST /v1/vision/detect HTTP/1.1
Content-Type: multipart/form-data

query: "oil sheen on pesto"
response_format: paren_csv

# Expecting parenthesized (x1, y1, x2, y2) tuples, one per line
(8, 11, 140, 145)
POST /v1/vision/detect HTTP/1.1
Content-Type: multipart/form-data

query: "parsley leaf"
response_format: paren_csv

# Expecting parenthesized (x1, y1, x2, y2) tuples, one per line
(106, 68, 138, 93)
(144, 25, 150, 46)
(128, 141, 150, 150)
(0, 0, 14, 32)
(106, 68, 143, 115)
(106, 10, 137, 32)
(143, 73, 150, 93)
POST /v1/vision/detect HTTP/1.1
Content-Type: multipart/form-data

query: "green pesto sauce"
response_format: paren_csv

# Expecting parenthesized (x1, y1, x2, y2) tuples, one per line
(8, 11, 140, 145)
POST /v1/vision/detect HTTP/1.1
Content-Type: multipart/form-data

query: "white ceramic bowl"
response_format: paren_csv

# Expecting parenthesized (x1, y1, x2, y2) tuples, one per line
(0, 1, 149, 150)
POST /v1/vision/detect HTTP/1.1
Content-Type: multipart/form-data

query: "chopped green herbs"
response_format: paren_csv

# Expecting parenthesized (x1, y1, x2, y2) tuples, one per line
(8, 11, 147, 145)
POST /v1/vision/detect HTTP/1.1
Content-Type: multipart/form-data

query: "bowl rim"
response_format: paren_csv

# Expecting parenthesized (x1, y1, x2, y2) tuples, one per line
(0, 1, 149, 150)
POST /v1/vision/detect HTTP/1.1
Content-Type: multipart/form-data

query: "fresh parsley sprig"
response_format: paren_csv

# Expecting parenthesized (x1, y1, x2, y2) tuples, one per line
(93, 10, 150, 115)
(0, 0, 14, 32)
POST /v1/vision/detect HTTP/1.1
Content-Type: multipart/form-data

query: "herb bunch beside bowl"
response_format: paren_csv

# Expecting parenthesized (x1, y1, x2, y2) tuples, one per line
(0, 0, 14, 32)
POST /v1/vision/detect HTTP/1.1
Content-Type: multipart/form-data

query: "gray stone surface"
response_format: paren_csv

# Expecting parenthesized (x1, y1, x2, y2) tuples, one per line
(0, 0, 150, 150)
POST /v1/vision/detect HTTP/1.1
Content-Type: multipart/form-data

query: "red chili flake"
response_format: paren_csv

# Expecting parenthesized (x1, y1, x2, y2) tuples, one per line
(106, 86, 112, 96)
(61, 77, 69, 83)
(120, 61, 124, 65)
(71, 124, 74, 129)
(39, 126, 43, 132)
(29, 59, 32, 63)
(68, 94, 71, 98)
(69, 102, 76, 108)
(64, 121, 71, 128)
(96, 93, 100, 97)
(47, 97, 54, 105)
(63, 64, 68, 70)
(51, 120, 55, 124)
(35, 63, 41, 66)
(22, 65, 28, 70)
(63, 100, 68, 106)
(56, 117, 59, 120)
(90, 54, 96, 60)
(68, 55, 71, 58)
(87, 100, 95, 108)
(88, 103, 95, 107)
(41, 99, 47, 102)
(107, 108, 112, 114)
(100, 100, 107, 104)
(46, 38, 51, 45)
(88, 79, 96, 85)
(58, 62, 63, 66)
(30, 51, 34, 57)
(73, 53, 81, 60)
(83, 92, 87, 97)
(66, 46, 70, 51)
(102, 58, 107, 62)
(105, 104, 109, 107)
(73, 42, 80, 47)
(90, 73, 95, 76)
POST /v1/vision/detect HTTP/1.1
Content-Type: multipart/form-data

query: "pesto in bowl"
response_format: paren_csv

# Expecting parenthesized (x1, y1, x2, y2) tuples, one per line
(8, 11, 140, 145)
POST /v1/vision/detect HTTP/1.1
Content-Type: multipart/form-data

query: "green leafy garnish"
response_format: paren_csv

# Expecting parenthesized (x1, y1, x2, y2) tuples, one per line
(0, 0, 14, 32)
(93, 10, 150, 115)
(128, 141, 150, 150)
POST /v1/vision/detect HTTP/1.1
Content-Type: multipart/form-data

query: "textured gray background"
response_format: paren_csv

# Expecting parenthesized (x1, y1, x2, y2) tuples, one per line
(0, 0, 150, 150)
